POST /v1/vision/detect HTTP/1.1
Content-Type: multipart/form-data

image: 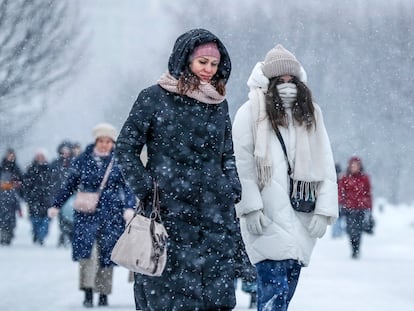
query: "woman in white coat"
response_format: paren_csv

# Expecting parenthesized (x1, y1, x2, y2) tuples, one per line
(232, 44, 338, 311)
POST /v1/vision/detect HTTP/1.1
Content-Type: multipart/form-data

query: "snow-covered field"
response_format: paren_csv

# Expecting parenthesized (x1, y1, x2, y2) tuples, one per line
(1, 202, 413, 310)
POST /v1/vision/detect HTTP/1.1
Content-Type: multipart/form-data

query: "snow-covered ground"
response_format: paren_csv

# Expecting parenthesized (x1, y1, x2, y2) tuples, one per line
(1, 202, 413, 310)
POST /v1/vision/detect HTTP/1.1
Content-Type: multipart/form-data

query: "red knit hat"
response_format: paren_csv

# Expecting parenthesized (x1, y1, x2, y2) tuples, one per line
(190, 42, 220, 60)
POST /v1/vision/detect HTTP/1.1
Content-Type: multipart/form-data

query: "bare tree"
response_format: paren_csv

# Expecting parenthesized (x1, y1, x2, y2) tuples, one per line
(0, 0, 86, 144)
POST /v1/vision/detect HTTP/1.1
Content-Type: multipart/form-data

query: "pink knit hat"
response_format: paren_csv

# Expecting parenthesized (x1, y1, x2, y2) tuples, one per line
(190, 42, 221, 60)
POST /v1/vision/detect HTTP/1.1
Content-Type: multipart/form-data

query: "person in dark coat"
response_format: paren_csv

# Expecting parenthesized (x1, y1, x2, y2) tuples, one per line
(49, 140, 75, 247)
(338, 156, 373, 259)
(115, 28, 242, 311)
(22, 149, 53, 245)
(48, 123, 136, 308)
(0, 149, 23, 245)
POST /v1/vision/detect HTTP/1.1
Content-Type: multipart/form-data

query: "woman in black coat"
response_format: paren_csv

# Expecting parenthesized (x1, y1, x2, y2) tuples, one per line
(116, 28, 242, 311)
(0, 149, 23, 245)
(23, 149, 53, 245)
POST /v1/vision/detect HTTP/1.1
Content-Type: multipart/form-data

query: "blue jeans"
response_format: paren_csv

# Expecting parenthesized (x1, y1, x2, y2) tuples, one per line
(30, 216, 49, 243)
(255, 259, 302, 311)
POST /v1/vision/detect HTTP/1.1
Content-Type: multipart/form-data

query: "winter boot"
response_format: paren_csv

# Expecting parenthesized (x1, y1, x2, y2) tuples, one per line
(83, 288, 93, 308)
(352, 249, 360, 259)
(351, 238, 360, 259)
(98, 294, 108, 306)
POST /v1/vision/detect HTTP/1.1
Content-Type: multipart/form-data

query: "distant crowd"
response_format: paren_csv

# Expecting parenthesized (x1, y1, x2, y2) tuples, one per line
(0, 141, 81, 246)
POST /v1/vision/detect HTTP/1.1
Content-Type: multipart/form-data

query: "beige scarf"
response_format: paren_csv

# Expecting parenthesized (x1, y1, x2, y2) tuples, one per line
(249, 87, 332, 190)
(157, 72, 225, 104)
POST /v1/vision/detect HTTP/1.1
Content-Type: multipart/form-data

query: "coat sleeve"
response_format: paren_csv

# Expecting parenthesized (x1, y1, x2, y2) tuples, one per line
(115, 88, 155, 201)
(312, 105, 338, 223)
(22, 166, 33, 202)
(232, 101, 264, 217)
(53, 159, 81, 208)
(337, 176, 346, 206)
(362, 175, 373, 209)
(221, 102, 242, 204)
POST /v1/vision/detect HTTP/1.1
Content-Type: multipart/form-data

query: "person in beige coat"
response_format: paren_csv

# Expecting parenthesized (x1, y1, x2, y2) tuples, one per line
(232, 44, 338, 311)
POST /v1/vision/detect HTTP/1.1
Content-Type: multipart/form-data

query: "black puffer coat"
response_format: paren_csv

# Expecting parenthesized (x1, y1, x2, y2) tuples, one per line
(23, 162, 52, 218)
(0, 158, 23, 235)
(116, 28, 241, 311)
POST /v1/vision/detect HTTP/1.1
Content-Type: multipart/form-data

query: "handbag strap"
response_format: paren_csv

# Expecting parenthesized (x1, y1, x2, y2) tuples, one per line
(274, 128, 296, 199)
(274, 128, 292, 176)
(135, 181, 163, 223)
(98, 159, 114, 193)
(151, 182, 161, 217)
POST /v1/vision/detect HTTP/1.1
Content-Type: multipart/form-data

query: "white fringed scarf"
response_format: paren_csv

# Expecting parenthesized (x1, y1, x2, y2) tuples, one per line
(249, 86, 332, 199)
(157, 72, 225, 104)
(249, 88, 272, 188)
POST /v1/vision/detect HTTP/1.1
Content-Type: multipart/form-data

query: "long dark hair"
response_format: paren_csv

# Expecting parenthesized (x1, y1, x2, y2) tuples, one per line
(177, 66, 226, 96)
(265, 76, 315, 130)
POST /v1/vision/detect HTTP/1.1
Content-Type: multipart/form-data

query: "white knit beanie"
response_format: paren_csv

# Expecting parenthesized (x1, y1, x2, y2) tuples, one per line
(262, 44, 302, 79)
(92, 123, 117, 142)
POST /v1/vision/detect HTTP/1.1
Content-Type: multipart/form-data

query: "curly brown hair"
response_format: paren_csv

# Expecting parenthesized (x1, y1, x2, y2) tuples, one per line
(265, 76, 315, 131)
(177, 67, 226, 96)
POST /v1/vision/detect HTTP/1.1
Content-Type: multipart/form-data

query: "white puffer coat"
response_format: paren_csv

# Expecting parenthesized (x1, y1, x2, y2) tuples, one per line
(232, 100, 338, 266)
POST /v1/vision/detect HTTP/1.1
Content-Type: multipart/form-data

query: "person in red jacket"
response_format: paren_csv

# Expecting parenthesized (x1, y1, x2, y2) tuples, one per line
(338, 156, 373, 259)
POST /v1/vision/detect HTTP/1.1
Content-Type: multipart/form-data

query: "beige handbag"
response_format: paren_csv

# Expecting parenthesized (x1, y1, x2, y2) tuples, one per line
(73, 160, 114, 214)
(111, 182, 168, 277)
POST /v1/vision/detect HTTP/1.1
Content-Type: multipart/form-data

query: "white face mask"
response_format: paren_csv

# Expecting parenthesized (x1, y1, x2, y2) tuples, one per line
(277, 82, 297, 106)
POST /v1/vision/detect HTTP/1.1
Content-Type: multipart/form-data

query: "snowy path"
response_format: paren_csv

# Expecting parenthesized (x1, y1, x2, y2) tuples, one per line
(1, 204, 413, 310)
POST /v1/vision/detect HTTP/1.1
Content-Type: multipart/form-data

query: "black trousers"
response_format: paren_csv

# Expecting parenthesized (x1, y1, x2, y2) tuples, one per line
(344, 209, 365, 256)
